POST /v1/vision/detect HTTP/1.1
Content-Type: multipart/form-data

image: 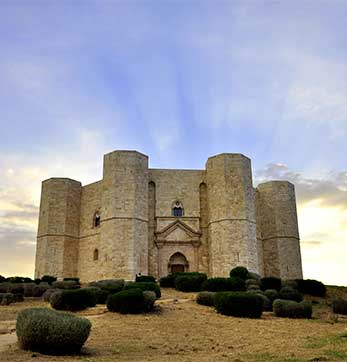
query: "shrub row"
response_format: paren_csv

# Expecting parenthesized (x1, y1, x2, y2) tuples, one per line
(202, 277, 245, 292)
(273, 299, 312, 319)
(50, 289, 96, 311)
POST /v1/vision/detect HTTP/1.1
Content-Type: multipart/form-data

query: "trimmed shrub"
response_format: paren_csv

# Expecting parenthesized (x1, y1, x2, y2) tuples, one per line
(63, 278, 80, 283)
(247, 272, 261, 282)
(6, 276, 33, 284)
(230, 266, 249, 280)
(273, 299, 312, 319)
(202, 277, 246, 292)
(246, 278, 261, 290)
(83, 287, 109, 304)
(174, 273, 207, 292)
(296, 279, 326, 297)
(136, 275, 156, 283)
(16, 307, 91, 354)
(332, 299, 347, 315)
(41, 275, 57, 285)
(247, 291, 272, 311)
(124, 282, 161, 298)
(264, 289, 279, 302)
(43, 289, 58, 303)
(261, 277, 282, 291)
(0, 275, 5, 283)
(52, 281, 80, 290)
(0, 293, 14, 305)
(278, 287, 303, 302)
(143, 291, 156, 312)
(196, 291, 216, 307)
(7, 283, 24, 294)
(281, 279, 298, 290)
(50, 288, 96, 311)
(13, 293, 24, 303)
(0, 283, 10, 293)
(159, 275, 175, 288)
(107, 288, 144, 314)
(88, 279, 124, 294)
(215, 292, 263, 318)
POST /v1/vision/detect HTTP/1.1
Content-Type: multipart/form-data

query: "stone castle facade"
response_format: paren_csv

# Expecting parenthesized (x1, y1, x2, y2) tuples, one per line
(35, 150, 303, 282)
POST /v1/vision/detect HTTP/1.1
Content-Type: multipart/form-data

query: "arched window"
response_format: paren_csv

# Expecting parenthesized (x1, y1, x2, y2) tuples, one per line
(93, 249, 99, 261)
(172, 201, 184, 217)
(94, 211, 101, 227)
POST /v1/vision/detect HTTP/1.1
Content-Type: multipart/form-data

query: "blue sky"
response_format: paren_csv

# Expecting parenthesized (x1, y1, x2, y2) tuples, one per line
(1, 0, 347, 284)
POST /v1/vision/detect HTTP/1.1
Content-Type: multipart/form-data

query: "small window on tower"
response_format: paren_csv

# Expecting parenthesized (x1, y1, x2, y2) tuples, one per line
(93, 249, 99, 261)
(172, 201, 184, 217)
(94, 212, 101, 227)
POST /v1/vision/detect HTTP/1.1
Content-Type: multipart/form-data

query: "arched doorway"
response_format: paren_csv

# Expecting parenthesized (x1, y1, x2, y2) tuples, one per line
(168, 252, 189, 273)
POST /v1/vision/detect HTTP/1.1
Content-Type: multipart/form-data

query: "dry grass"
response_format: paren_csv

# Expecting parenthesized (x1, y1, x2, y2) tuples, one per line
(1, 287, 347, 362)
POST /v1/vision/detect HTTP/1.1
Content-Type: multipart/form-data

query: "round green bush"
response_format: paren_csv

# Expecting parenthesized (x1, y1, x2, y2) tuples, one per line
(202, 277, 246, 292)
(174, 273, 207, 292)
(88, 279, 124, 294)
(246, 278, 261, 290)
(107, 288, 144, 314)
(0, 293, 14, 305)
(41, 275, 57, 285)
(6, 283, 24, 294)
(264, 289, 279, 302)
(261, 277, 282, 291)
(83, 287, 109, 304)
(0, 275, 5, 283)
(0, 283, 10, 293)
(332, 299, 347, 315)
(124, 282, 161, 298)
(50, 288, 96, 311)
(136, 275, 156, 283)
(52, 281, 80, 290)
(247, 291, 272, 311)
(13, 293, 24, 303)
(143, 291, 156, 312)
(229, 266, 249, 280)
(214, 292, 263, 318)
(16, 307, 91, 354)
(42, 289, 58, 303)
(196, 291, 216, 307)
(278, 287, 303, 302)
(281, 279, 298, 290)
(296, 279, 326, 297)
(247, 272, 261, 282)
(273, 299, 312, 319)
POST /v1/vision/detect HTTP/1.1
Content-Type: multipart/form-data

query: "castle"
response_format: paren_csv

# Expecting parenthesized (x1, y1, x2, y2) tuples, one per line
(35, 150, 303, 282)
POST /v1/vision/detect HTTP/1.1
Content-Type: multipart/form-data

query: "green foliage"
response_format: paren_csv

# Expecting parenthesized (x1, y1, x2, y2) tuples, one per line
(63, 277, 80, 283)
(281, 279, 299, 290)
(196, 291, 216, 307)
(6, 283, 24, 294)
(159, 275, 175, 288)
(16, 307, 91, 354)
(52, 281, 80, 290)
(247, 272, 261, 282)
(229, 266, 249, 280)
(50, 288, 96, 311)
(214, 291, 263, 318)
(174, 273, 207, 292)
(83, 287, 109, 304)
(0, 275, 5, 283)
(261, 277, 282, 291)
(13, 293, 24, 303)
(246, 278, 261, 290)
(202, 277, 246, 292)
(0, 293, 14, 305)
(264, 289, 280, 302)
(24, 283, 49, 298)
(124, 282, 161, 298)
(135, 275, 156, 283)
(42, 289, 58, 303)
(88, 279, 124, 294)
(143, 291, 156, 312)
(332, 299, 347, 315)
(0, 283, 10, 293)
(296, 279, 326, 297)
(107, 288, 145, 314)
(41, 275, 57, 285)
(247, 291, 272, 311)
(6, 276, 33, 284)
(278, 287, 303, 302)
(273, 299, 312, 319)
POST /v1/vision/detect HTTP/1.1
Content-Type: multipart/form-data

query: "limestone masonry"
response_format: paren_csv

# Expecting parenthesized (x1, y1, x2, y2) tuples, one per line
(35, 150, 303, 282)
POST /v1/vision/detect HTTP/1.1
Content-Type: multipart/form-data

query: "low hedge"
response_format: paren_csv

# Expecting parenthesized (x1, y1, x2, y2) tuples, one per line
(0, 275, 5, 283)
(41, 275, 57, 285)
(13, 293, 24, 303)
(6, 283, 24, 294)
(50, 288, 96, 311)
(247, 291, 272, 311)
(16, 307, 91, 354)
(278, 287, 303, 302)
(136, 275, 156, 283)
(202, 277, 246, 292)
(88, 279, 124, 294)
(281, 279, 298, 290)
(273, 299, 312, 319)
(159, 275, 175, 288)
(52, 281, 80, 290)
(63, 278, 80, 283)
(229, 266, 249, 280)
(196, 291, 216, 307)
(261, 277, 282, 291)
(83, 287, 109, 304)
(24, 283, 49, 298)
(124, 282, 161, 298)
(174, 273, 207, 292)
(246, 278, 261, 290)
(43, 289, 59, 303)
(0, 293, 14, 305)
(107, 288, 145, 314)
(332, 299, 347, 315)
(296, 279, 326, 297)
(214, 292, 263, 318)
(264, 289, 279, 302)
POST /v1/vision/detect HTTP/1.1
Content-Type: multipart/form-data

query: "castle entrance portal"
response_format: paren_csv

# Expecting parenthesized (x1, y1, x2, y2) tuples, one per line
(168, 252, 189, 274)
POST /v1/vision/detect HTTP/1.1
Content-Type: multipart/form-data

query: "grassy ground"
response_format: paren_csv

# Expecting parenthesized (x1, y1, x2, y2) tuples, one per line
(1, 286, 347, 362)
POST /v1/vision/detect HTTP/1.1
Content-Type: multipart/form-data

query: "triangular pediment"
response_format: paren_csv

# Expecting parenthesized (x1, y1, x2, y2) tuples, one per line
(155, 220, 201, 243)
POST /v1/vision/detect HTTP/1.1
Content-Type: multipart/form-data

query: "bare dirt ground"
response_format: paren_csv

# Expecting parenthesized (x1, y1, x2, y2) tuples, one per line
(1, 287, 347, 362)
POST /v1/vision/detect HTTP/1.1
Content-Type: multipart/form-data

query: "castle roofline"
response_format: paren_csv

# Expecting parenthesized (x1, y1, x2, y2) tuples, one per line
(104, 149, 148, 159)
(206, 152, 251, 161)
